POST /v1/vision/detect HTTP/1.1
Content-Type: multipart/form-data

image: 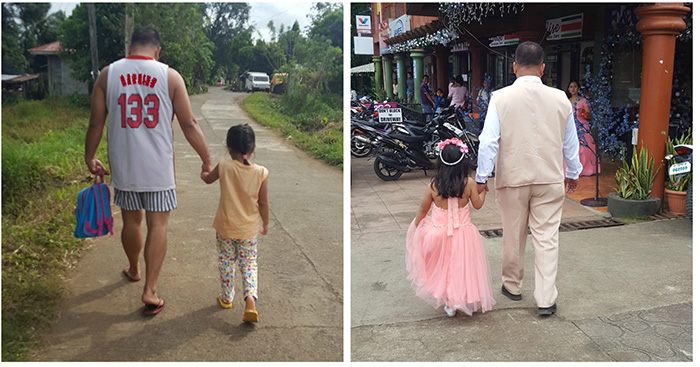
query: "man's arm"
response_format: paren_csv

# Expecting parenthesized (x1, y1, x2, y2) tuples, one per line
(563, 108, 582, 193)
(85, 66, 110, 175)
(169, 68, 212, 176)
(475, 97, 500, 193)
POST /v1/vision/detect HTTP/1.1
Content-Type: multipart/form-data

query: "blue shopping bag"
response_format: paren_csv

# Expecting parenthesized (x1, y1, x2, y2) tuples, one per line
(74, 175, 113, 238)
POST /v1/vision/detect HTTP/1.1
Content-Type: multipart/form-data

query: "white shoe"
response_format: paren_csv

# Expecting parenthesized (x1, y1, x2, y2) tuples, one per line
(444, 305, 456, 317)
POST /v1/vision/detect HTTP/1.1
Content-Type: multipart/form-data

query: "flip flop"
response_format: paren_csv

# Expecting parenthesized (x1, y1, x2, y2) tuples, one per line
(122, 266, 140, 282)
(218, 295, 232, 309)
(242, 309, 258, 323)
(142, 297, 165, 316)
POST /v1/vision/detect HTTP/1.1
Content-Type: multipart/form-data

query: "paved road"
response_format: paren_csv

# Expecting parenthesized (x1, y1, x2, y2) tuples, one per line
(351, 156, 692, 362)
(34, 88, 343, 362)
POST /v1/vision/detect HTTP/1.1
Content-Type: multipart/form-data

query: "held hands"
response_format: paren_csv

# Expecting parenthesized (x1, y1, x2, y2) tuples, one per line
(565, 178, 579, 194)
(200, 162, 212, 182)
(476, 183, 489, 194)
(86, 158, 109, 176)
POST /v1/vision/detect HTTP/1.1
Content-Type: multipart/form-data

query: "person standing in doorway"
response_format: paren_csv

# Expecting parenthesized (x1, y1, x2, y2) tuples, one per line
(85, 26, 212, 315)
(475, 41, 582, 316)
(406, 71, 415, 103)
(420, 74, 434, 121)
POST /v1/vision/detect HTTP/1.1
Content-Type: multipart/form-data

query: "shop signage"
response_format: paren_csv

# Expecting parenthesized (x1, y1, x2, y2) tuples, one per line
(379, 19, 390, 55)
(356, 15, 372, 35)
(546, 13, 583, 40)
(451, 41, 470, 52)
(390, 14, 410, 37)
(489, 34, 519, 47)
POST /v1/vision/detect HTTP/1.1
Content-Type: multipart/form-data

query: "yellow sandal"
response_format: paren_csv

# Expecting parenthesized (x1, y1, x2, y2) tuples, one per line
(218, 295, 232, 309)
(242, 309, 259, 323)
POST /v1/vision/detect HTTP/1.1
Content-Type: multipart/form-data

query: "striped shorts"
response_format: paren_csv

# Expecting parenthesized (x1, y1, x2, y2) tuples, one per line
(113, 188, 177, 212)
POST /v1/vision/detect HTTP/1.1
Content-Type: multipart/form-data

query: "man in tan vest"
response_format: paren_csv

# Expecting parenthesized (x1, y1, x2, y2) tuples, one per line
(475, 41, 582, 316)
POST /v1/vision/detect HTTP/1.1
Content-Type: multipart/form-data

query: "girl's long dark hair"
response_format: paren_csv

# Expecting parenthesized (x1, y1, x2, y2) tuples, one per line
(431, 143, 470, 198)
(226, 124, 255, 165)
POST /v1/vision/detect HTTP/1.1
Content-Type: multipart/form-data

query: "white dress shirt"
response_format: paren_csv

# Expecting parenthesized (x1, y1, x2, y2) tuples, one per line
(475, 75, 583, 183)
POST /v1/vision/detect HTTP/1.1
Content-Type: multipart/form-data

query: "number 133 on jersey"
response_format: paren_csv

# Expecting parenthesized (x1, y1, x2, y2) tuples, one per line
(118, 93, 160, 128)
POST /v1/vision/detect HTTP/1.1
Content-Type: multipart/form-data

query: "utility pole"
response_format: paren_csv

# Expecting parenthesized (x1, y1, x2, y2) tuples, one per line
(87, 3, 99, 90)
(124, 3, 134, 56)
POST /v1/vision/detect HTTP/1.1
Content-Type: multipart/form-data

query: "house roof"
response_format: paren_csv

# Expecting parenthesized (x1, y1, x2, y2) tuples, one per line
(28, 41, 61, 55)
(350, 63, 374, 74)
(1, 74, 40, 83)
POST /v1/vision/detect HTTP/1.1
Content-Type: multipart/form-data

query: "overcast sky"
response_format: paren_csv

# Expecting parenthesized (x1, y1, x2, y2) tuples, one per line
(49, 2, 315, 42)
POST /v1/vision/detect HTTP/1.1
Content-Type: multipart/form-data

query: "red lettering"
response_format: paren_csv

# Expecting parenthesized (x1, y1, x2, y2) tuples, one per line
(138, 73, 142, 85)
(145, 75, 151, 86)
(150, 78, 157, 88)
(126, 74, 132, 85)
(120, 75, 127, 87)
(132, 74, 137, 86)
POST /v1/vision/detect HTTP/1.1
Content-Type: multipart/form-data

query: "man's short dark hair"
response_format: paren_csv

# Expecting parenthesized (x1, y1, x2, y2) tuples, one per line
(131, 27, 161, 48)
(515, 41, 544, 67)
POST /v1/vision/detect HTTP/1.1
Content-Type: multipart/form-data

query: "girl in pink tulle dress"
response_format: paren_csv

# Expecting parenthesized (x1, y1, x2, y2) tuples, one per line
(406, 138, 495, 317)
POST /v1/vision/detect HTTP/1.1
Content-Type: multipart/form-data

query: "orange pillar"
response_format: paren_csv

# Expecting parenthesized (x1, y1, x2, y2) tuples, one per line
(634, 3, 689, 199)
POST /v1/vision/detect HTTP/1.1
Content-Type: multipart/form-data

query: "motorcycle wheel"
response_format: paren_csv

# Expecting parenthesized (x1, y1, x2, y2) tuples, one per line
(686, 183, 692, 223)
(374, 158, 403, 181)
(351, 132, 373, 158)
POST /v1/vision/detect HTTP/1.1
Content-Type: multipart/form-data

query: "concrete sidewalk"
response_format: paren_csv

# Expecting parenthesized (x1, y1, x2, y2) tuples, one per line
(351, 157, 693, 362)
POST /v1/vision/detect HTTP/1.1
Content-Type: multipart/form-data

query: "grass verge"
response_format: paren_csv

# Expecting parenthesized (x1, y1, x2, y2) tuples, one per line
(242, 92, 343, 169)
(2, 98, 104, 361)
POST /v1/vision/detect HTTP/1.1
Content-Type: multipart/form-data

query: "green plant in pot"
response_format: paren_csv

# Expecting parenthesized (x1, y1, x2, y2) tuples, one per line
(665, 129, 692, 192)
(608, 144, 662, 217)
(664, 129, 692, 216)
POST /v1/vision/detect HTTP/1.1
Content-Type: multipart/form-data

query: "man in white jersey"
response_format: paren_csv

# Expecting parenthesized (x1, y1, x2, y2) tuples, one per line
(85, 27, 211, 315)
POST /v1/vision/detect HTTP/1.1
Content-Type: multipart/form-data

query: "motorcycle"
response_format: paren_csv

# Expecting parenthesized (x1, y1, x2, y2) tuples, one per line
(371, 110, 475, 181)
(665, 144, 693, 221)
(351, 119, 384, 158)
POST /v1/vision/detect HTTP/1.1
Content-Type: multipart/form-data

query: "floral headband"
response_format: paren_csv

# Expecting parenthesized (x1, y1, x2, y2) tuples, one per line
(438, 138, 469, 166)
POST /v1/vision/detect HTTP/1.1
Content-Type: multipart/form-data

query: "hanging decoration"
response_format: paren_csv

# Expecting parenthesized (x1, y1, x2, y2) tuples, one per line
(438, 3, 525, 30)
(386, 27, 459, 54)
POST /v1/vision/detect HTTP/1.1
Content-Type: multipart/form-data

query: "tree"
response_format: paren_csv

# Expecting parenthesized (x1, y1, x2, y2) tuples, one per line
(309, 8, 342, 50)
(205, 2, 251, 81)
(135, 3, 214, 89)
(59, 3, 123, 83)
(2, 3, 26, 73)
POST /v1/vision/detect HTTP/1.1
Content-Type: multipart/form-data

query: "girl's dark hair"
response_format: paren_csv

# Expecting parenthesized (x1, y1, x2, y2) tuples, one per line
(431, 143, 470, 199)
(436, 88, 444, 94)
(226, 124, 255, 165)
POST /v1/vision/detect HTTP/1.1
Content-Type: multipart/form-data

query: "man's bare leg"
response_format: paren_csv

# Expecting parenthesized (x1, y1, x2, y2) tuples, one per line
(142, 210, 170, 305)
(121, 209, 144, 281)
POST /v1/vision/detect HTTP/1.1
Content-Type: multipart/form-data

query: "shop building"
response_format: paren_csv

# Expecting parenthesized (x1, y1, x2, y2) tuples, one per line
(368, 2, 691, 199)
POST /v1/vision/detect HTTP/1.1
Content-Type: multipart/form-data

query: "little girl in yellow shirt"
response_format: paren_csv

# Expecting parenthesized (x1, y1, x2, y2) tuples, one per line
(203, 124, 269, 323)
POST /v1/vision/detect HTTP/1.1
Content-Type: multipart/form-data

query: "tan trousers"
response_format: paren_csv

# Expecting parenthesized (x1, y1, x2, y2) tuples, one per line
(495, 183, 565, 307)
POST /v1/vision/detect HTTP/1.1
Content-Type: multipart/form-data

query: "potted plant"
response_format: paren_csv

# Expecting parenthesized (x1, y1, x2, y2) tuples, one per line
(664, 129, 692, 214)
(608, 145, 662, 217)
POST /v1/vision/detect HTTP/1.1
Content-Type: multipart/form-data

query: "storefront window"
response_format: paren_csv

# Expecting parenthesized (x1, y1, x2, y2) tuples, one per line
(610, 39, 642, 108)
(543, 53, 558, 87)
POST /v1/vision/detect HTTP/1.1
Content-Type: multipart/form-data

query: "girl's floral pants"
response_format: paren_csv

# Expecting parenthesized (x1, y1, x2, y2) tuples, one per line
(216, 232, 258, 303)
